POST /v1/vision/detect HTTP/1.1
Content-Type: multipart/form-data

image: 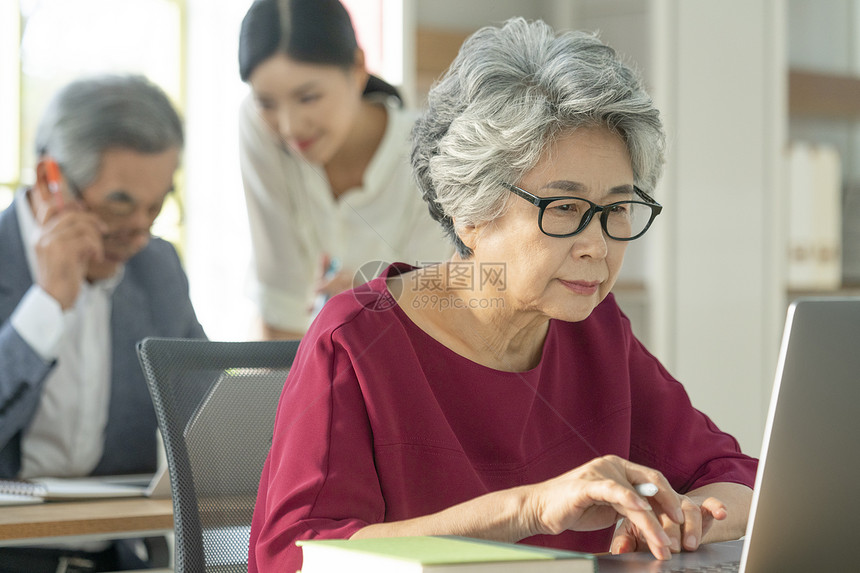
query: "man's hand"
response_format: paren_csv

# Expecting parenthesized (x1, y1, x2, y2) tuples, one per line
(31, 188, 106, 310)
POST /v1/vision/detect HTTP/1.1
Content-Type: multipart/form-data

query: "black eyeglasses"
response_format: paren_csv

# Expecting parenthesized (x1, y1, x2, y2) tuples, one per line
(501, 182, 663, 241)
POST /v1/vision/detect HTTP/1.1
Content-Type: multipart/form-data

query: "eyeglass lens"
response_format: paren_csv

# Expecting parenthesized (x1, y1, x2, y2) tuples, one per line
(540, 198, 653, 239)
(60, 166, 159, 219)
(96, 196, 144, 218)
(82, 193, 166, 220)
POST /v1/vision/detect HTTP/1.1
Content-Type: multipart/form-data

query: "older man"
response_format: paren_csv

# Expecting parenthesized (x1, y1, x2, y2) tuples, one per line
(0, 74, 205, 571)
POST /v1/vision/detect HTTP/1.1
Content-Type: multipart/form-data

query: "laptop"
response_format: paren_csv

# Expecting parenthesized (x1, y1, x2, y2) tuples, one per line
(599, 296, 860, 572)
(28, 463, 170, 500)
(0, 448, 170, 505)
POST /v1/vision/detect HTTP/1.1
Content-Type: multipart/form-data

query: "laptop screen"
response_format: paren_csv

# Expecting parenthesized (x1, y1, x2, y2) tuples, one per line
(740, 296, 860, 571)
(599, 296, 860, 572)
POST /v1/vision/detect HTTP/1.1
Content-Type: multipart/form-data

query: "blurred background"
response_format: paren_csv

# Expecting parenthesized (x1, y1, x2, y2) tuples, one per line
(2, 0, 856, 457)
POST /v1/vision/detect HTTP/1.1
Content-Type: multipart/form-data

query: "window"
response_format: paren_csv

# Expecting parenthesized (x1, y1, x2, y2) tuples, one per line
(0, 0, 21, 209)
(3, 0, 184, 243)
(342, 0, 405, 88)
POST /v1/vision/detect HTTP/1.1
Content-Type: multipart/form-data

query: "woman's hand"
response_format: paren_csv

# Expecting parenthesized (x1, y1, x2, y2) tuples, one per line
(356, 456, 744, 562)
(314, 255, 352, 301)
(315, 268, 353, 299)
(610, 494, 727, 555)
(525, 455, 686, 561)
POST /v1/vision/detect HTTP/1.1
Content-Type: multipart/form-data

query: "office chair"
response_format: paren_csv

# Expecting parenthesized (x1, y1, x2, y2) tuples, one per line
(136, 337, 300, 573)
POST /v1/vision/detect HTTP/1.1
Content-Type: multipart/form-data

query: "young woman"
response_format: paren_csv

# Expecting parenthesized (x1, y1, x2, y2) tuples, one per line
(238, 0, 451, 339)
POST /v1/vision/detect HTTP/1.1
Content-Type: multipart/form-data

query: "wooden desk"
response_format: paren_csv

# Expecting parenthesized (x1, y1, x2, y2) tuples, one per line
(0, 497, 173, 546)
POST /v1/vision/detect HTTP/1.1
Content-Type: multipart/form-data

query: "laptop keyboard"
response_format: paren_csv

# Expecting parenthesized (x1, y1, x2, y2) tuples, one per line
(665, 563, 739, 573)
(596, 540, 745, 572)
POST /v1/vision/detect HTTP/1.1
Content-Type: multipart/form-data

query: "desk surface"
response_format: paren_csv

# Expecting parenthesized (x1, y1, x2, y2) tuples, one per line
(0, 497, 173, 545)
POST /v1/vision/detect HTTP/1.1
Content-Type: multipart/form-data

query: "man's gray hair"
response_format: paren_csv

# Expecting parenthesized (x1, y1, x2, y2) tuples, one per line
(34, 74, 183, 189)
(412, 18, 666, 257)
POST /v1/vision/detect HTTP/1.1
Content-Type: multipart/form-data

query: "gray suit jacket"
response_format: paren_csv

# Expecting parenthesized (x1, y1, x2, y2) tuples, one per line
(0, 192, 206, 478)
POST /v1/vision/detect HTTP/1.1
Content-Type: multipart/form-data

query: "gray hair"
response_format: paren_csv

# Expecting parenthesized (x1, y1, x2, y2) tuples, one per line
(34, 74, 184, 189)
(411, 18, 666, 258)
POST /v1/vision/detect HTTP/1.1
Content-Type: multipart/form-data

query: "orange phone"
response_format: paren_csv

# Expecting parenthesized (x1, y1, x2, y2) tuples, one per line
(44, 158, 64, 209)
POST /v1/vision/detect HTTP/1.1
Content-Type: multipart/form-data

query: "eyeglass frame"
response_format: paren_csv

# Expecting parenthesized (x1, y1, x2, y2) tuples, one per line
(501, 181, 663, 241)
(55, 161, 169, 220)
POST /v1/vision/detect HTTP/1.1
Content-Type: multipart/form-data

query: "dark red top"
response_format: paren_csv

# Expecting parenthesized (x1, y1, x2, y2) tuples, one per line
(248, 264, 757, 572)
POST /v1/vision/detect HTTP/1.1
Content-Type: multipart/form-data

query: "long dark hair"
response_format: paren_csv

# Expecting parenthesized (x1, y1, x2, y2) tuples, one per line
(238, 0, 402, 105)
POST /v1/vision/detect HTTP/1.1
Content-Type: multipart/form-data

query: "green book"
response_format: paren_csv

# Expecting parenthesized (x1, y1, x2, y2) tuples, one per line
(297, 535, 596, 572)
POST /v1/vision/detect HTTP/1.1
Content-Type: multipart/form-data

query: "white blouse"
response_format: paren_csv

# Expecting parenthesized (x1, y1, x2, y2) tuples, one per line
(238, 94, 452, 333)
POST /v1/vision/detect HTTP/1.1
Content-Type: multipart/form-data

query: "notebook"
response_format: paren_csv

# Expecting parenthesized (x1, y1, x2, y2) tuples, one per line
(598, 296, 860, 572)
(0, 463, 170, 505)
(297, 536, 596, 572)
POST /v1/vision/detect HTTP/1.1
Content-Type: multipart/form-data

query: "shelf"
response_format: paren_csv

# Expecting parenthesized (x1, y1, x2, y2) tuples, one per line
(789, 69, 860, 119)
(414, 27, 471, 102)
(787, 286, 860, 299)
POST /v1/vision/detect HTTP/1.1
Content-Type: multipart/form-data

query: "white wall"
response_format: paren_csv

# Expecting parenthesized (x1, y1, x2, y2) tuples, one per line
(416, 0, 549, 29)
(648, 0, 786, 456)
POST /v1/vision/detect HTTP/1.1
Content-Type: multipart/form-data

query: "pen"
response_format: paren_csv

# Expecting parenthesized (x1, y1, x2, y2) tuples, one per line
(323, 256, 342, 279)
(44, 158, 64, 209)
(311, 256, 343, 317)
(634, 483, 658, 497)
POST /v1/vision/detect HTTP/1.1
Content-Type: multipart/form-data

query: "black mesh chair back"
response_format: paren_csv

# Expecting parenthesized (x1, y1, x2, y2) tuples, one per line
(136, 337, 300, 573)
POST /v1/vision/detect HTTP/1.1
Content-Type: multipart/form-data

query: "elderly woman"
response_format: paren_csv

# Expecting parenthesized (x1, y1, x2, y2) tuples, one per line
(248, 18, 757, 572)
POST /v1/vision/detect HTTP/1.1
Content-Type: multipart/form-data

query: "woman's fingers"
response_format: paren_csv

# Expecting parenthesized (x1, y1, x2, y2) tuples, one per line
(604, 460, 725, 557)
(590, 457, 684, 558)
(535, 456, 724, 561)
(610, 519, 641, 554)
(679, 497, 703, 551)
(574, 476, 672, 560)
(623, 495, 729, 554)
(633, 481, 685, 526)
(607, 510, 671, 560)
(683, 496, 728, 550)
